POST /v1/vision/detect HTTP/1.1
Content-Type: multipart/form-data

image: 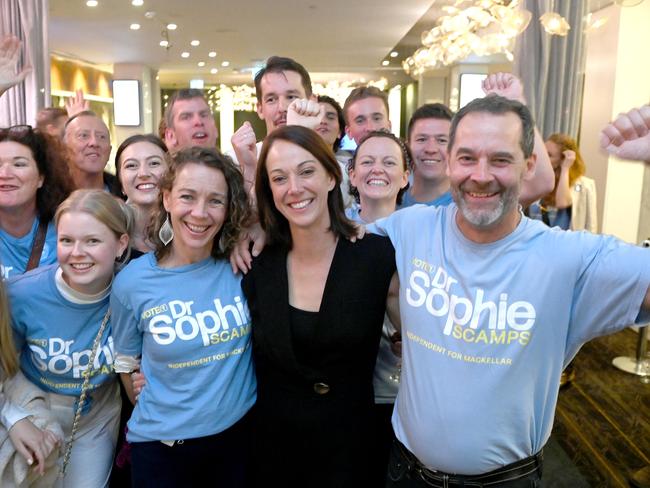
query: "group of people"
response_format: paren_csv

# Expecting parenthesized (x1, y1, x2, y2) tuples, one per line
(0, 32, 649, 487)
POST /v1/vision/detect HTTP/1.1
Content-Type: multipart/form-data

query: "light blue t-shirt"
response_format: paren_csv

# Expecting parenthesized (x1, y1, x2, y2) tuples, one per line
(370, 204, 650, 474)
(8, 265, 115, 396)
(399, 189, 454, 209)
(0, 217, 57, 279)
(111, 253, 256, 443)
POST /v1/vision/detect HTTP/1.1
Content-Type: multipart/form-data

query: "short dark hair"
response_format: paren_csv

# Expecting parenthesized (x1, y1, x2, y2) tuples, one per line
(255, 125, 356, 248)
(348, 130, 411, 206)
(113, 134, 168, 197)
(35, 107, 67, 133)
(407, 103, 454, 140)
(343, 86, 389, 125)
(150, 147, 250, 261)
(164, 89, 209, 128)
(254, 56, 312, 102)
(448, 95, 535, 158)
(317, 95, 345, 152)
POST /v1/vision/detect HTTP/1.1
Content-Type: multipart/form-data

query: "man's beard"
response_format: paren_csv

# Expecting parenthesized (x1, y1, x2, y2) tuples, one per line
(452, 183, 519, 228)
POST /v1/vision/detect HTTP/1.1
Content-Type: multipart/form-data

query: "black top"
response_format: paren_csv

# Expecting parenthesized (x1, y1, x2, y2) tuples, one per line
(242, 234, 396, 487)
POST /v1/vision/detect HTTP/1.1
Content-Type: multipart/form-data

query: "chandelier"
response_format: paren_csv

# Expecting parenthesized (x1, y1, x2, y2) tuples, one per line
(403, 0, 532, 77)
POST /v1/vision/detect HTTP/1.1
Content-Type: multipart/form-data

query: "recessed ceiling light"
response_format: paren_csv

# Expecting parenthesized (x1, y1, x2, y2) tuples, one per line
(190, 40, 200, 46)
(382, 60, 390, 66)
(221, 61, 230, 67)
(86, 0, 98, 6)
(130, 23, 141, 30)
(181, 52, 190, 58)
(210, 68, 218, 74)
(208, 51, 217, 58)
(131, 0, 143, 5)
(390, 51, 398, 58)
(144, 11, 155, 19)
(159, 40, 169, 47)
(198, 61, 206, 67)
(167, 23, 177, 30)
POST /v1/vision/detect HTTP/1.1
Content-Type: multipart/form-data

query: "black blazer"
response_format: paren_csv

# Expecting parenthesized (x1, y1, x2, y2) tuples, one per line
(242, 234, 396, 486)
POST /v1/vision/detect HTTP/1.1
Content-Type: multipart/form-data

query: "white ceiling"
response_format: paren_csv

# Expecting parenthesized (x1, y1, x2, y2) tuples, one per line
(49, 0, 440, 87)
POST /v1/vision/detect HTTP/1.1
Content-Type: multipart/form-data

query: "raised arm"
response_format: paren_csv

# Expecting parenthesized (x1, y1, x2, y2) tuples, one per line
(600, 105, 650, 162)
(0, 35, 31, 98)
(482, 73, 554, 206)
(553, 150, 575, 209)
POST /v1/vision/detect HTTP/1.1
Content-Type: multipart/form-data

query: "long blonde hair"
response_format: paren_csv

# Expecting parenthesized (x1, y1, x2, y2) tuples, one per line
(0, 281, 18, 378)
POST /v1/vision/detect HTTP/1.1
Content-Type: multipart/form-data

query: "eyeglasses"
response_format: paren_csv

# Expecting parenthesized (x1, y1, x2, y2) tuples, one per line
(0, 125, 34, 140)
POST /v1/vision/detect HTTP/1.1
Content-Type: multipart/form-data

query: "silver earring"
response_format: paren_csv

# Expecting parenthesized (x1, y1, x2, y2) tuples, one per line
(159, 213, 174, 246)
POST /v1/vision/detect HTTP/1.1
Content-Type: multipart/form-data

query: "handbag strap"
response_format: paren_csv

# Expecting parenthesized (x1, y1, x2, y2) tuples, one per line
(25, 218, 48, 272)
(59, 308, 111, 478)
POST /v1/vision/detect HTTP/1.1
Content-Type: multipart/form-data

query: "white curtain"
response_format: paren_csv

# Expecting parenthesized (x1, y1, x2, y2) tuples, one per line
(0, 0, 49, 127)
(514, 0, 588, 139)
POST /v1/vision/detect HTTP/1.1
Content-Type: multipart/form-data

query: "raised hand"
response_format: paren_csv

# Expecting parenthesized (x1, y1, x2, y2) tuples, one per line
(561, 150, 576, 169)
(482, 72, 526, 104)
(286, 96, 323, 131)
(65, 89, 90, 117)
(600, 105, 650, 162)
(0, 35, 31, 97)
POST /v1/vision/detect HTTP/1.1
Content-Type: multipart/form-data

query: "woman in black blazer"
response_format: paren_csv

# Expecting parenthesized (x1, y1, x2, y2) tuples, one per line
(242, 126, 398, 487)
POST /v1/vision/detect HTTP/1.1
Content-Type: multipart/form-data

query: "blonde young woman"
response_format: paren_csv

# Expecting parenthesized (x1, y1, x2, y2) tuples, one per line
(7, 190, 132, 487)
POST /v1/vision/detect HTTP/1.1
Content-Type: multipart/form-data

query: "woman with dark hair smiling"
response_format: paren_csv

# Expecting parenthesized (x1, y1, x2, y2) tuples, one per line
(0, 126, 73, 278)
(113, 134, 168, 253)
(243, 125, 398, 487)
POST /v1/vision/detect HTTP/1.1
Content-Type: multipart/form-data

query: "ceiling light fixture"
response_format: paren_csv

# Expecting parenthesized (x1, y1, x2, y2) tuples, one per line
(390, 51, 398, 58)
(208, 51, 217, 58)
(166, 23, 177, 30)
(198, 61, 206, 67)
(402, 0, 532, 77)
(583, 13, 608, 33)
(221, 61, 230, 67)
(181, 52, 190, 58)
(382, 60, 390, 66)
(540, 12, 570, 35)
(86, 0, 98, 6)
(131, 0, 144, 5)
(130, 23, 141, 30)
(190, 40, 200, 46)
(159, 40, 169, 47)
(210, 68, 218, 74)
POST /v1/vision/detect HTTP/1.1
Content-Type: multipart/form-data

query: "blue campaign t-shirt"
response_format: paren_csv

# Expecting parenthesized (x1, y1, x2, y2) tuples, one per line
(0, 217, 57, 279)
(8, 265, 115, 396)
(369, 204, 650, 474)
(111, 253, 256, 443)
(398, 189, 454, 209)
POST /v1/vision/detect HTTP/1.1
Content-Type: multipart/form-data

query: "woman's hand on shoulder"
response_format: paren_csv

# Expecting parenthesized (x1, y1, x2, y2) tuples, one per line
(229, 221, 267, 274)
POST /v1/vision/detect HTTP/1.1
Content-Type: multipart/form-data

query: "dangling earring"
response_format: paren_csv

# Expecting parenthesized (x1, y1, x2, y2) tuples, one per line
(159, 213, 174, 246)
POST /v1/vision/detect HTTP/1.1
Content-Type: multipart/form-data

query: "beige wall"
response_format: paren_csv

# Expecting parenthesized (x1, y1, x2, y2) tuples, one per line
(579, 2, 650, 243)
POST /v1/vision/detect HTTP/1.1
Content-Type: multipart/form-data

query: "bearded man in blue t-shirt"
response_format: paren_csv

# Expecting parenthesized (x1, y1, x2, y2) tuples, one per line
(372, 91, 650, 487)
